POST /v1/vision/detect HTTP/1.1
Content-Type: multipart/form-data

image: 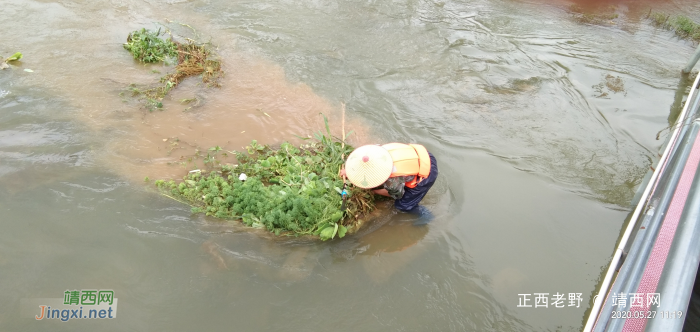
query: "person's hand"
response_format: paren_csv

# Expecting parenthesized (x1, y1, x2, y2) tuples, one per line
(339, 168, 347, 178)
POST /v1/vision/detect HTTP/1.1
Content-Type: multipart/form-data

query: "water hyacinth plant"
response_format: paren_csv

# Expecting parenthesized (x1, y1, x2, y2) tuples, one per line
(155, 115, 376, 240)
(123, 28, 177, 63)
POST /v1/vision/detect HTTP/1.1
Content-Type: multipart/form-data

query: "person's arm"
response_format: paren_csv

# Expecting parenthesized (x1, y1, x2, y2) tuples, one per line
(382, 176, 408, 200)
(372, 188, 392, 197)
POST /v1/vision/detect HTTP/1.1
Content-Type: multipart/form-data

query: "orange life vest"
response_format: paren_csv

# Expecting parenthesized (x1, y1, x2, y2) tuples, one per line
(381, 143, 431, 188)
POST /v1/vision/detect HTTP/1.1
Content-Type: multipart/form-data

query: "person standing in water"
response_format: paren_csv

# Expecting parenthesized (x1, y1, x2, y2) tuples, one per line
(340, 143, 438, 212)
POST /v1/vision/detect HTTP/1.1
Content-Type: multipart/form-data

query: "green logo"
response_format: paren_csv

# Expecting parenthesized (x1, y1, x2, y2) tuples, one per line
(64, 290, 114, 305)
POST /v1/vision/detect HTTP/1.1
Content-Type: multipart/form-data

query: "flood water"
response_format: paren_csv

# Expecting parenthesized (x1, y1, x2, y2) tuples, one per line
(2, 0, 700, 330)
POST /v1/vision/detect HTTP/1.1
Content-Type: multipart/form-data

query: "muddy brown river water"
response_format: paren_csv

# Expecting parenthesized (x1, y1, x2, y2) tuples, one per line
(2, 0, 700, 331)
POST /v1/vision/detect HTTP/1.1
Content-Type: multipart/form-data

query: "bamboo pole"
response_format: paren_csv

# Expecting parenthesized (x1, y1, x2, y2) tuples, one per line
(341, 102, 346, 155)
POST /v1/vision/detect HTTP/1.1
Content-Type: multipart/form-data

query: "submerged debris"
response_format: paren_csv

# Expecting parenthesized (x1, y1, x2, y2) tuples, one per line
(154, 115, 376, 240)
(484, 77, 542, 95)
(604, 74, 625, 93)
(593, 74, 626, 98)
(569, 4, 619, 26)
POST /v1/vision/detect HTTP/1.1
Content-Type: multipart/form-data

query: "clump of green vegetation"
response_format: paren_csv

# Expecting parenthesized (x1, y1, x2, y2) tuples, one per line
(122, 26, 223, 111)
(569, 4, 618, 25)
(124, 28, 177, 63)
(649, 12, 670, 27)
(154, 115, 375, 240)
(647, 11, 700, 43)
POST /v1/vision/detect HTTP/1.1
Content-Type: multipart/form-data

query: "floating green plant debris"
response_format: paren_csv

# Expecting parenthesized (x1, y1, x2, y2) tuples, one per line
(1, 52, 23, 70)
(124, 28, 177, 63)
(154, 115, 375, 240)
(5, 52, 22, 62)
(123, 26, 223, 111)
(647, 11, 700, 43)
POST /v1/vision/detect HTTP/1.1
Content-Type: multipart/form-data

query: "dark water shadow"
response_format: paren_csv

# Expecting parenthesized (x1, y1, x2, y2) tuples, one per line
(668, 72, 695, 125)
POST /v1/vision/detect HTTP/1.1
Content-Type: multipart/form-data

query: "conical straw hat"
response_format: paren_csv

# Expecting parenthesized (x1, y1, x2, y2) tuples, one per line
(345, 145, 393, 189)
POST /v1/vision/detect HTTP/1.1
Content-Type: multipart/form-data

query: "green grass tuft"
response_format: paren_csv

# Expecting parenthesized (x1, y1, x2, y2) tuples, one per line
(647, 12, 700, 43)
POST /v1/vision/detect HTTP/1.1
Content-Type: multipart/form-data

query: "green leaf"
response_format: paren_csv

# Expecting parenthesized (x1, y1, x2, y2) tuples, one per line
(330, 211, 343, 222)
(332, 223, 338, 239)
(5, 52, 22, 62)
(313, 223, 329, 235)
(344, 130, 354, 140)
(338, 225, 347, 238)
(319, 226, 335, 241)
(321, 113, 331, 137)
